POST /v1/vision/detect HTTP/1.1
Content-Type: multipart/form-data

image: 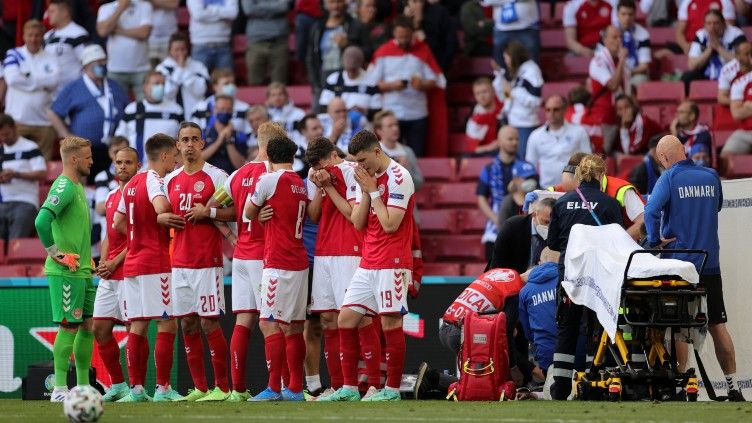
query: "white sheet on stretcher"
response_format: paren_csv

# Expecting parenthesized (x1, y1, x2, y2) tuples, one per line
(562, 223, 700, 341)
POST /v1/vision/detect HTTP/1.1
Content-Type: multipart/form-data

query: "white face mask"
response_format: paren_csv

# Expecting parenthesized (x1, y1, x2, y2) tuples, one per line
(534, 216, 549, 240)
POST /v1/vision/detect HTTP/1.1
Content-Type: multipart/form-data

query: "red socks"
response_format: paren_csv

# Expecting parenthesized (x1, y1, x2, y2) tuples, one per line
(183, 331, 208, 392)
(155, 331, 175, 387)
(207, 328, 229, 392)
(280, 335, 290, 388)
(383, 327, 405, 390)
(125, 333, 147, 387)
(323, 329, 343, 389)
(97, 337, 124, 385)
(285, 333, 305, 392)
(339, 327, 360, 387)
(230, 324, 250, 392)
(264, 332, 285, 392)
(359, 324, 383, 388)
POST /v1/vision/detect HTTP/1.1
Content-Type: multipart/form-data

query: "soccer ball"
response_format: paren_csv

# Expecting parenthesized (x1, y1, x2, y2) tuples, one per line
(63, 385, 104, 423)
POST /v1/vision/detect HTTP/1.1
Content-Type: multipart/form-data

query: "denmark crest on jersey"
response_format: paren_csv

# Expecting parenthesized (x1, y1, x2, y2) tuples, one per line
(486, 268, 517, 282)
(194, 181, 205, 192)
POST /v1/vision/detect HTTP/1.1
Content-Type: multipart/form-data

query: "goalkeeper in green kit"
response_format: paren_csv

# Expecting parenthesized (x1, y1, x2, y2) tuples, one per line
(34, 137, 95, 402)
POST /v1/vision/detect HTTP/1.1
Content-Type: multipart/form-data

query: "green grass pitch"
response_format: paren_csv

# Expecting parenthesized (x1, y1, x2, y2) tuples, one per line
(3, 400, 752, 423)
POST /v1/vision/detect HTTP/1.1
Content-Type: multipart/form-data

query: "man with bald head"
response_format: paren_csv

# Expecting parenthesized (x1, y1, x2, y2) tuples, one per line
(318, 97, 368, 151)
(645, 135, 745, 402)
(318, 45, 378, 114)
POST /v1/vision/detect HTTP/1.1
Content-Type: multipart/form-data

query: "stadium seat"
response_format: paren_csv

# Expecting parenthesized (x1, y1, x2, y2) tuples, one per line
(540, 29, 567, 52)
(422, 262, 462, 276)
(6, 238, 46, 265)
(449, 132, 473, 156)
(423, 235, 485, 262)
(617, 155, 644, 179)
(0, 239, 5, 263)
(232, 35, 247, 56)
(449, 106, 471, 132)
(457, 157, 492, 181)
(433, 183, 479, 208)
(712, 105, 741, 131)
(417, 157, 457, 182)
(647, 27, 676, 48)
(462, 262, 488, 277)
(721, 154, 752, 178)
(713, 129, 734, 150)
(46, 161, 63, 183)
(415, 184, 434, 208)
(233, 58, 248, 85)
(636, 81, 684, 105)
(287, 85, 313, 110)
(450, 55, 494, 81)
(447, 83, 474, 107)
(236, 86, 266, 105)
(457, 209, 488, 234)
(562, 55, 590, 80)
(697, 104, 714, 128)
(658, 54, 688, 75)
(605, 156, 617, 176)
(26, 264, 46, 277)
(38, 184, 49, 209)
(176, 7, 189, 29)
(542, 81, 580, 100)
(688, 80, 719, 103)
(418, 209, 459, 234)
(0, 265, 27, 277)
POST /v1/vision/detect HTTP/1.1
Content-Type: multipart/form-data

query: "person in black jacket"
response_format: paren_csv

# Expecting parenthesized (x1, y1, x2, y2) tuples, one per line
(546, 154, 623, 400)
(489, 197, 555, 274)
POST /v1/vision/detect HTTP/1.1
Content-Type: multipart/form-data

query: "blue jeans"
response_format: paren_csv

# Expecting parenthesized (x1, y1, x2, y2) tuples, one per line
(192, 43, 233, 73)
(295, 13, 318, 62)
(515, 125, 537, 160)
(493, 26, 541, 66)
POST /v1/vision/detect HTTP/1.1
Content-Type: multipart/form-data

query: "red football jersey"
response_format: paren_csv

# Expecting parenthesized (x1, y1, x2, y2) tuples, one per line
(315, 161, 363, 256)
(224, 161, 269, 260)
(564, 0, 612, 49)
(104, 188, 127, 280)
(251, 169, 309, 271)
(117, 170, 171, 277)
(165, 163, 227, 268)
(442, 268, 523, 325)
(356, 160, 415, 270)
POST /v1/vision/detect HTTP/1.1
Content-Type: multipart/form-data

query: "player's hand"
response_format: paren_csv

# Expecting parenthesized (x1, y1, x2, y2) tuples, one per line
(185, 203, 209, 222)
(52, 252, 80, 272)
(408, 279, 421, 299)
(658, 237, 676, 248)
(410, 75, 422, 90)
(95, 260, 116, 279)
(258, 205, 274, 223)
(354, 166, 377, 193)
(157, 212, 185, 230)
(314, 169, 333, 187)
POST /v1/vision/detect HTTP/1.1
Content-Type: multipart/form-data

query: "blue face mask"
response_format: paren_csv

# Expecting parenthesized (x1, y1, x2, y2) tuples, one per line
(216, 112, 232, 124)
(150, 84, 165, 102)
(92, 64, 107, 78)
(221, 84, 237, 97)
(694, 158, 709, 167)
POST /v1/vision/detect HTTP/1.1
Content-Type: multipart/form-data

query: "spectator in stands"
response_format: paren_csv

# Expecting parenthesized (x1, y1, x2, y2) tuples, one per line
(4, 20, 60, 160)
(202, 94, 248, 173)
(483, 0, 540, 65)
(96, 0, 153, 101)
(242, 0, 291, 85)
(191, 68, 252, 136)
(186, 0, 238, 72)
(718, 41, 752, 104)
(47, 44, 129, 181)
(374, 109, 424, 191)
(294, 113, 324, 176)
(0, 65, 5, 110)
(477, 125, 533, 260)
(614, 94, 662, 155)
(318, 45, 380, 114)
(147, 0, 178, 67)
(93, 135, 129, 244)
(565, 85, 604, 154)
(402, 0, 458, 72)
(498, 161, 538, 224)
(357, 0, 391, 50)
(526, 95, 591, 189)
(628, 134, 664, 195)
(490, 196, 555, 273)
(369, 15, 445, 157)
(0, 113, 47, 241)
(676, 0, 736, 54)
(689, 141, 712, 166)
(670, 99, 713, 154)
(563, 0, 613, 57)
(44, 0, 89, 95)
(496, 41, 543, 159)
(460, 0, 493, 57)
(266, 81, 307, 134)
(682, 10, 746, 92)
(246, 104, 270, 159)
(723, 71, 752, 156)
(295, 0, 323, 63)
(157, 32, 211, 121)
(589, 25, 629, 155)
(307, 0, 370, 111)
(318, 97, 368, 150)
(466, 76, 504, 155)
(615, 0, 651, 86)
(115, 71, 183, 160)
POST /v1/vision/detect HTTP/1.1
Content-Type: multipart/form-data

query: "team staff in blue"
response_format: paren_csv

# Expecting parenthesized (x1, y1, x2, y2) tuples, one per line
(644, 135, 745, 402)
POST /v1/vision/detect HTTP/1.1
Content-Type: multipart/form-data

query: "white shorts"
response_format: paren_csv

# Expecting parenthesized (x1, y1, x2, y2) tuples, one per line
(342, 268, 411, 316)
(172, 267, 225, 318)
(311, 256, 361, 313)
(231, 259, 263, 314)
(93, 279, 126, 322)
(259, 268, 309, 324)
(123, 273, 173, 321)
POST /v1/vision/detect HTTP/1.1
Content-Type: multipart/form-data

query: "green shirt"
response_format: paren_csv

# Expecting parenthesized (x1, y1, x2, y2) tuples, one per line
(41, 175, 92, 278)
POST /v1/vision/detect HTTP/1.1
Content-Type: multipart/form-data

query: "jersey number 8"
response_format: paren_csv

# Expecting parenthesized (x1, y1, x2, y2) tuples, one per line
(294, 200, 305, 239)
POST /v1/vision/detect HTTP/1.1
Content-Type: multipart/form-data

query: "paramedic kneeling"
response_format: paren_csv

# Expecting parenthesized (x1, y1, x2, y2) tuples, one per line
(644, 135, 745, 402)
(547, 154, 623, 400)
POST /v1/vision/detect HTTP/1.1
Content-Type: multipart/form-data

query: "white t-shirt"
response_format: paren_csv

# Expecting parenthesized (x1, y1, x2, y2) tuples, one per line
(0, 137, 47, 207)
(115, 100, 184, 159)
(43, 21, 88, 92)
(319, 69, 381, 111)
(156, 56, 210, 120)
(3, 46, 60, 125)
(97, 0, 153, 73)
(525, 122, 592, 188)
(482, 0, 540, 32)
(622, 188, 644, 222)
(677, 0, 735, 21)
(186, 0, 238, 45)
(149, 6, 178, 46)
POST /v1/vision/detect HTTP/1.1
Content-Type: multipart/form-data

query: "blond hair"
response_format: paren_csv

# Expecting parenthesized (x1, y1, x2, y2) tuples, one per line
(373, 109, 396, 130)
(266, 82, 287, 98)
(257, 121, 287, 150)
(60, 136, 91, 159)
(574, 154, 606, 184)
(23, 19, 45, 33)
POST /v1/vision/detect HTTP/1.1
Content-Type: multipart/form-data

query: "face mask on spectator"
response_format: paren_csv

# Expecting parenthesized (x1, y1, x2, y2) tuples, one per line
(216, 112, 232, 124)
(694, 158, 709, 167)
(222, 84, 237, 97)
(151, 84, 165, 102)
(93, 64, 107, 78)
(535, 219, 549, 240)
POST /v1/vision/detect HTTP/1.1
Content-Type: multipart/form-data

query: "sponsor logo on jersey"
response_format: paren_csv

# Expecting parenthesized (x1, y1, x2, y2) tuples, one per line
(473, 334, 487, 344)
(389, 193, 404, 200)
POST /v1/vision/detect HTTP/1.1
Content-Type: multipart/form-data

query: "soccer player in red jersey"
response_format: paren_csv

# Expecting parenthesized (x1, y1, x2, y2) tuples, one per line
(319, 130, 415, 402)
(158, 122, 231, 401)
(92, 147, 140, 402)
(113, 133, 181, 402)
(243, 135, 310, 401)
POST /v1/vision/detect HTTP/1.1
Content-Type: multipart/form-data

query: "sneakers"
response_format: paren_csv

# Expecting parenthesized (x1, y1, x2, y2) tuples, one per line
(196, 387, 231, 402)
(116, 389, 151, 403)
(153, 386, 185, 402)
(362, 386, 379, 400)
(227, 390, 251, 402)
(361, 388, 401, 402)
(178, 388, 207, 402)
(248, 387, 282, 401)
(728, 389, 746, 402)
(414, 362, 429, 400)
(316, 387, 361, 402)
(102, 382, 130, 402)
(49, 387, 69, 402)
(281, 387, 305, 401)
(307, 387, 336, 401)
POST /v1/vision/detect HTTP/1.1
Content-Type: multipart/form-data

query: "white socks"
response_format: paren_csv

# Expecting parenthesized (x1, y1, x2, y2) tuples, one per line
(306, 375, 321, 392)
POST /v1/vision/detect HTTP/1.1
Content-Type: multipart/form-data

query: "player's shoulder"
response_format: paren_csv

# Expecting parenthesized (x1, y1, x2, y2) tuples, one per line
(50, 175, 75, 193)
(106, 187, 122, 201)
(165, 166, 184, 185)
(202, 162, 229, 178)
(387, 160, 413, 184)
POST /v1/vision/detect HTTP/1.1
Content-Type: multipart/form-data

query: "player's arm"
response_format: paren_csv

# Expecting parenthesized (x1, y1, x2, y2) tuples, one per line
(245, 200, 262, 221)
(155, 195, 185, 229)
(354, 166, 407, 233)
(34, 183, 80, 271)
(350, 183, 370, 231)
(186, 186, 237, 222)
(245, 177, 269, 221)
(307, 185, 324, 223)
(325, 185, 356, 223)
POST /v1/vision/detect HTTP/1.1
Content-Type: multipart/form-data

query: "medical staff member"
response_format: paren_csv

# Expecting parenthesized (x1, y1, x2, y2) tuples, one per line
(546, 154, 623, 400)
(644, 135, 745, 402)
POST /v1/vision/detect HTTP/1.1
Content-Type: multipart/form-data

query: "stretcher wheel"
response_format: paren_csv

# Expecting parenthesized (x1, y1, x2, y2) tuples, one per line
(608, 391, 621, 402)
(575, 382, 588, 400)
(687, 392, 698, 402)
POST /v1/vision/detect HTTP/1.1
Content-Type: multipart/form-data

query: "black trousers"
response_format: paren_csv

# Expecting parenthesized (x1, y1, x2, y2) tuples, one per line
(550, 292, 583, 400)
